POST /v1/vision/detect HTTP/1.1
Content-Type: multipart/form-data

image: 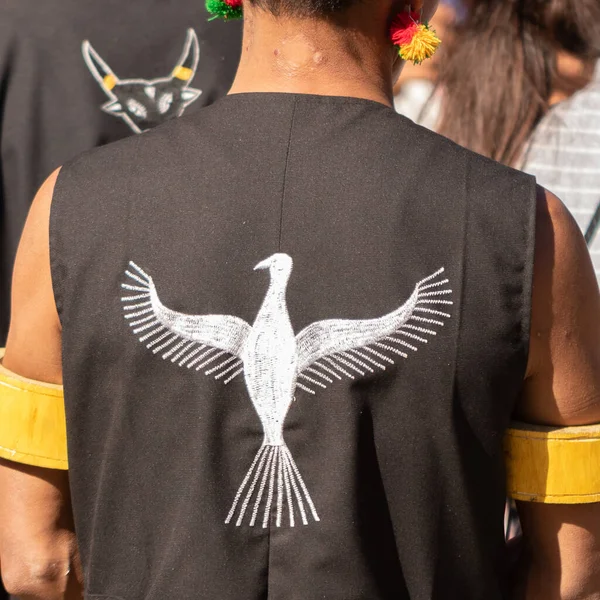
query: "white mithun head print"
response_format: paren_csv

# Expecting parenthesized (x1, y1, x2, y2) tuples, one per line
(121, 254, 453, 528)
(82, 28, 202, 134)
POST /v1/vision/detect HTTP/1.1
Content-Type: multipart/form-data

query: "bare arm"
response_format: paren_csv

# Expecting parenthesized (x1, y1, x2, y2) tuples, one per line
(0, 170, 83, 599)
(0, 460, 81, 599)
(515, 187, 600, 599)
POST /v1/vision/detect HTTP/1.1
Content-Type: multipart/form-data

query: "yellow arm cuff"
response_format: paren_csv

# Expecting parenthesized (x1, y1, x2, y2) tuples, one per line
(505, 421, 600, 504)
(0, 349, 68, 469)
(2, 345, 600, 495)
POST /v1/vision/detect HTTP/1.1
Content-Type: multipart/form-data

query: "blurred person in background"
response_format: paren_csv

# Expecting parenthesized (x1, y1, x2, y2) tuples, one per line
(524, 56, 600, 276)
(434, 0, 600, 166)
(0, 0, 243, 345)
(434, 0, 600, 267)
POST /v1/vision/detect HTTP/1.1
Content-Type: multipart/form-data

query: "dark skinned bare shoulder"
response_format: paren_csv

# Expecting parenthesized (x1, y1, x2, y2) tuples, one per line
(515, 186, 600, 600)
(520, 185, 600, 426)
(4, 168, 62, 384)
(0, 169, 82, 598)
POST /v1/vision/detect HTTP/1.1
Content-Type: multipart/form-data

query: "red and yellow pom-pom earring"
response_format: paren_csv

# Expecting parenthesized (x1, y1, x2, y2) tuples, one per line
(390, 9, 441, 65)
(206, 0, 243, 20)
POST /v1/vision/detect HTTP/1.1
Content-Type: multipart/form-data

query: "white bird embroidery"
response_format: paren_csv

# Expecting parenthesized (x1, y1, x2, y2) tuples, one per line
(121, 254, 452, 528)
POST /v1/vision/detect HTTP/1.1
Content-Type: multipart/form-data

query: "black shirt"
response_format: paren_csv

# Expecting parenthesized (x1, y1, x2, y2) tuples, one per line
(0, 0, 242, 341)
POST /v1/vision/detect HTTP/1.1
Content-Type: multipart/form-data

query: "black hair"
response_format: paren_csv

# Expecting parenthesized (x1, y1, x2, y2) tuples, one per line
(546, 0, 600, 58)
(246, 0, 357, 16)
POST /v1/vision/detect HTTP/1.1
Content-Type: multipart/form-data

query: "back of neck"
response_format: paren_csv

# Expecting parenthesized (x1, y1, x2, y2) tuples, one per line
(229, 7, 395, 107)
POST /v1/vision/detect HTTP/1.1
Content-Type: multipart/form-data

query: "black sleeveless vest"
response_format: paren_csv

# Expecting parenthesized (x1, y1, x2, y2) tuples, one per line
(50, 94, 536, 600)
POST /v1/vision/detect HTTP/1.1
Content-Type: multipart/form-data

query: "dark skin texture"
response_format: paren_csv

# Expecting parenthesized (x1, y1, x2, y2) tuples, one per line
(513, 188, 600, 600)
(2, 2, 600, 599)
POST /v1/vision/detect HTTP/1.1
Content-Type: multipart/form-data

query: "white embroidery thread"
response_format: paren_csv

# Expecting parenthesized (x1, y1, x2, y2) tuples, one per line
(121, 254, 452, 527)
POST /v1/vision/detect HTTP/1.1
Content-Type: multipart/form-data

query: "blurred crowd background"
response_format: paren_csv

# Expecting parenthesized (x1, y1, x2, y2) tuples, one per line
(2, 0, 600, 596)
(395, 0, 600, 277)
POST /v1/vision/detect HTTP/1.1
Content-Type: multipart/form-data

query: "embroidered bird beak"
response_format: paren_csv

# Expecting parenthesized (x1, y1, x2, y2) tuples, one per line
(254, 258, 272, 271)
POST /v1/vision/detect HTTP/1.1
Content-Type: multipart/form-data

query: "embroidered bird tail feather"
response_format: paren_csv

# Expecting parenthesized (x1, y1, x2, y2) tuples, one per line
(225, 444, 320, 527)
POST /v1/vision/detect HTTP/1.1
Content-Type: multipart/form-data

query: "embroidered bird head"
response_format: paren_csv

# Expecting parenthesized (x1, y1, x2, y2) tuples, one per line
(254, 254, 294, 282)
(82, 29, 202, 134)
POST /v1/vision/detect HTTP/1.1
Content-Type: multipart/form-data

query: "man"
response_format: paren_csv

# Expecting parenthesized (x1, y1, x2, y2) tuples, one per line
(1, 0, 600, 598)
(0, 0, 242, 343)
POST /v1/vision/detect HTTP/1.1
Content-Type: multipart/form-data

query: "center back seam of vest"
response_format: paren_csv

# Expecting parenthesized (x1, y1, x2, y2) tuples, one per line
(277, 97, 298, 252)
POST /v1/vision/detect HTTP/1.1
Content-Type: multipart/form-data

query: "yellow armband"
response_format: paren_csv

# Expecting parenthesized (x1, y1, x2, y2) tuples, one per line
(0, 349, 68, 469)
(505, 421, 600, 504)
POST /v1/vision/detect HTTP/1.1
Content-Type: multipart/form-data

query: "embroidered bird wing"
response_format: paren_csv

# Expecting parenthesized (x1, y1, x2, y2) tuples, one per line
(294, 268, 452, 394)
(121, 262, 251, 384)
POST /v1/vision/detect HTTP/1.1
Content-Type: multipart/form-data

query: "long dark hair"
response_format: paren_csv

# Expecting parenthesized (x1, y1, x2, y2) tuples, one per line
(436, 0, 600, 166)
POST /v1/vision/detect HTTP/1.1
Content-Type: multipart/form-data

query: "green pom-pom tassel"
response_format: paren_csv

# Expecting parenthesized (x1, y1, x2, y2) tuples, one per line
(206, 0, 243, 20)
